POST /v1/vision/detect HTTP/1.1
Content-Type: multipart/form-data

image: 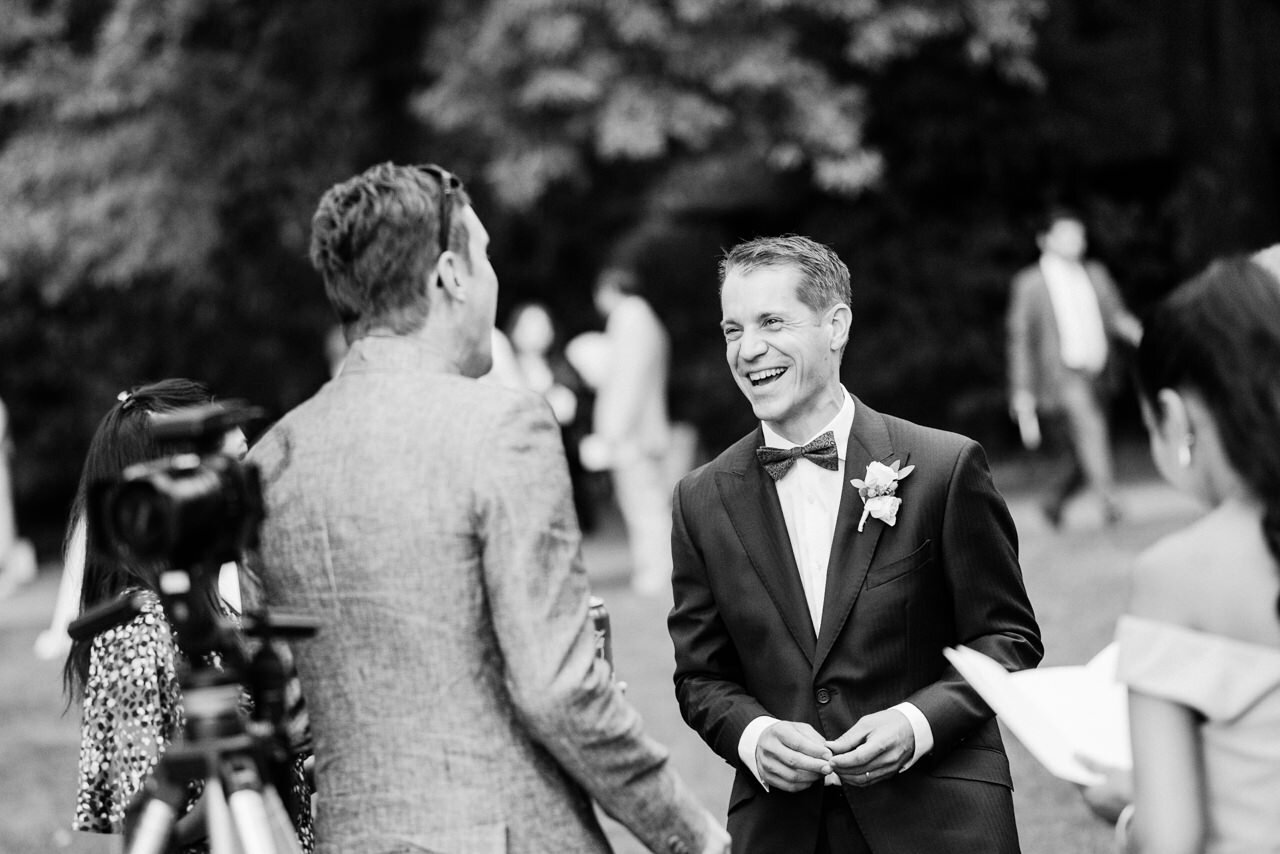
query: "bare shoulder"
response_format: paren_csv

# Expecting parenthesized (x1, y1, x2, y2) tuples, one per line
(1130, 527, 1205, 623)
(1131, 506, 1280, 643)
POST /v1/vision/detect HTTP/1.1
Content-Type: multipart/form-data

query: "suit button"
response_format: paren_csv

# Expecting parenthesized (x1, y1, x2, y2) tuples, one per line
(666, 834, 690, 854)
(816, 688, 831, 704)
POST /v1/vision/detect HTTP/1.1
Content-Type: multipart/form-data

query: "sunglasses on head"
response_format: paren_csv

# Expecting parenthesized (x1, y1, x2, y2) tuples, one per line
(414, 164, 463, 256)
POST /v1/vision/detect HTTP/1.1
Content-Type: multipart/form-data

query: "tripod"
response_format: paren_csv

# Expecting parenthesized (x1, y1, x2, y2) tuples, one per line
(70, 565, 316, 854)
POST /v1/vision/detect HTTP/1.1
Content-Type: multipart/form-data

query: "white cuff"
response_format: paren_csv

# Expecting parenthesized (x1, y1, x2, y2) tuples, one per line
(891, 702, 933, 771)
(738, 715, 780, 791)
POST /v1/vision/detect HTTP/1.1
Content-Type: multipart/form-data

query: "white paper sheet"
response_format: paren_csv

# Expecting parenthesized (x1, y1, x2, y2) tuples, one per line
(943, 643, 1130, 786)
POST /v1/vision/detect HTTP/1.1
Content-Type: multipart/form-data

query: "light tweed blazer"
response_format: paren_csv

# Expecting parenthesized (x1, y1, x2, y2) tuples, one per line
(249, 335, 710, 854)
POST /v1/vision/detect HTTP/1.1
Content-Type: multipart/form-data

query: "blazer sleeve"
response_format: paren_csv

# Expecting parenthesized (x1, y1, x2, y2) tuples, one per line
(1006, 271, 1037, 401)
(1087, 261, 1141, 345)
(669, 476, 772, 767)
(904, 440, 1044, 754)
(474, 393, 713, 853)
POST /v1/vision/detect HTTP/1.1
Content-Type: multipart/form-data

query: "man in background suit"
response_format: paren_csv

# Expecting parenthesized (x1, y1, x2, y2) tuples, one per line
(1006, 208, 1142, 527)
(251, 162, 728, 854)
(588, 266, 674, 597)
(668, 235, 1042, 853)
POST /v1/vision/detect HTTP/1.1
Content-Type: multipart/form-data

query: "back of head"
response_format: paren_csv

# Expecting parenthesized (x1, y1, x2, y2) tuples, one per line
(64, 378, 216, 697)
(1137, 255, 1280, 572)
(310, 162, 472, 341)
(719, 234, 852, 312)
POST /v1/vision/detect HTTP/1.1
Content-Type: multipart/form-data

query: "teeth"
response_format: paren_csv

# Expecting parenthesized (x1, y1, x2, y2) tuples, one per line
(749, 367, 786, 383)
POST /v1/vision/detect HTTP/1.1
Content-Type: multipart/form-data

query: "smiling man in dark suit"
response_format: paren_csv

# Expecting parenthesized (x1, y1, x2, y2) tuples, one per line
(668, 235, 1043, 853)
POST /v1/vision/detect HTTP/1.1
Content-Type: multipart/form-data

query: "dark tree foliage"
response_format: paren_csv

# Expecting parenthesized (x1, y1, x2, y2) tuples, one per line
(0, 0, 434, 546)
(2, 0, 1280, 548)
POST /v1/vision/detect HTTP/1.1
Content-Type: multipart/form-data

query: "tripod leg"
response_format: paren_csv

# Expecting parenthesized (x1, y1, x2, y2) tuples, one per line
(125, 799, 178, 854)
(124, 768, 188, 854)
(260, 785, 305, 854)
(223, 754, 302, 854)
(205, 776, 243, 854)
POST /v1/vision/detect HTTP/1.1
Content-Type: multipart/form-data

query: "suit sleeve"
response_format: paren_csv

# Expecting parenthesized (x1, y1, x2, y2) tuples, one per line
(904, 440, 1044, 754)
(669, 477, 772, 768)
(1088, 261, 1142, 346)
(474, 393, 713, 853)
(1006, 272, 1035, 402)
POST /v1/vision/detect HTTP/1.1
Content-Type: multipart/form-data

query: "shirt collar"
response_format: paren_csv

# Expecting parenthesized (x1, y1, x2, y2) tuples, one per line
(1039, 252, 1087, 279)
(760, 388, 855, 460)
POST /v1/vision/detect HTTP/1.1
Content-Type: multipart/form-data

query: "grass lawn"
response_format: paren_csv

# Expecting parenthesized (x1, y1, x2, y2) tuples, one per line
(0, 444, 1199, 853)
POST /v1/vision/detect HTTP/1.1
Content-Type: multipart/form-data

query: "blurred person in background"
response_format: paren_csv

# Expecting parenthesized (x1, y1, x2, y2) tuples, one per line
(582, 265, 675, 596)
(669, 235, 1042, 854)
(1007, 207, 1143, 528)
(62, 378, 313, 853)
(252, 162, 729, 854)
(506, 301, 600, 532)
(1078, 252, 1280, 852)
(0, 395, 37, 600)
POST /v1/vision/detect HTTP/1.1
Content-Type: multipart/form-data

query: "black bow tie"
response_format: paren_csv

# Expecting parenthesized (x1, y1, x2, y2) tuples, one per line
(756, 431, 840, 481)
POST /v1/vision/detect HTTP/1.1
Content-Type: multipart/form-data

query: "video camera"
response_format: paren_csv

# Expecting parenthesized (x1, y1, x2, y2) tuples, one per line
(70, 400, 316, 854)
(88, 401, 265, 569)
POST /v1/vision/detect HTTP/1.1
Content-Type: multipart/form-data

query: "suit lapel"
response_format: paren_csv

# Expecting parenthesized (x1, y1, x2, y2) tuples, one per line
(715, 431, 817, 664)
(815, 399, 898, 672)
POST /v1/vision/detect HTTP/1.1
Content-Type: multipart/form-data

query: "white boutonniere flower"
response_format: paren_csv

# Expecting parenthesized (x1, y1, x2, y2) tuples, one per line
(851, 460, 915, 532)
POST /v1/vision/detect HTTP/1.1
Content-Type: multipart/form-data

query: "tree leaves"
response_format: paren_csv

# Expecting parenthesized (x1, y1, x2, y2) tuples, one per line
(415, 0, 1044, 210)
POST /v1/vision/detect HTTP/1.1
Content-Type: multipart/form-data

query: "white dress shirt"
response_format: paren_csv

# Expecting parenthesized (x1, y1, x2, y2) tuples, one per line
(1040, 254, 1108, 374)
(737, 389, 933, 788)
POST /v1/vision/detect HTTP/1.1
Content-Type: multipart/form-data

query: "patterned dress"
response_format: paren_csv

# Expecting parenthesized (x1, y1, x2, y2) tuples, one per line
(74, 589, 314, 852)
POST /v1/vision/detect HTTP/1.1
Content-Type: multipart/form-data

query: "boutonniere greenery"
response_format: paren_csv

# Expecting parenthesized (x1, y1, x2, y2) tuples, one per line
(851, 460, 915, 532)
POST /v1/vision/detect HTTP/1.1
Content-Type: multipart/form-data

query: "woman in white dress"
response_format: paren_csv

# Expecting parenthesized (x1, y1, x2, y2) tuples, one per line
(1082, 253, 1280, 853)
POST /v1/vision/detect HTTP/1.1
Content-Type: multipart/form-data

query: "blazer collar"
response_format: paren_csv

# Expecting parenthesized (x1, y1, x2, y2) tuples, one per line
(340, 334, 460, 377)
(815, 397, 900, 671)
(715, 429, 816, 663)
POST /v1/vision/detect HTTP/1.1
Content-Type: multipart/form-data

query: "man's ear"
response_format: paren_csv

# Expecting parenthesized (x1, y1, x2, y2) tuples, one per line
(435, 250, 467, 303)
(829, 303, 852, 352)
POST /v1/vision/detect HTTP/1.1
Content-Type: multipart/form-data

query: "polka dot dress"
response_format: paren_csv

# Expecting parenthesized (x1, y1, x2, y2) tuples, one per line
(73, 590, 313, 852)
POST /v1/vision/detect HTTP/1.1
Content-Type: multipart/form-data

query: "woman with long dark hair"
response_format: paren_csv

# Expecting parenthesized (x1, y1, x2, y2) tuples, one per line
(1082, 255, 1280, 852)
(64, 379, 312, 853)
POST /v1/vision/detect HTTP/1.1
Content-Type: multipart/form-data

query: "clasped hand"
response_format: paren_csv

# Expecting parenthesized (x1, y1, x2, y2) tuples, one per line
(756, 709, 914, 791)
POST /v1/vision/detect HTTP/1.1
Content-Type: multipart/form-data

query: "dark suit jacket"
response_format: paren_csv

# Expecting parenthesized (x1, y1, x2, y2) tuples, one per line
(1006, 260, 1135, 410)
(669, 399, 1043, 854)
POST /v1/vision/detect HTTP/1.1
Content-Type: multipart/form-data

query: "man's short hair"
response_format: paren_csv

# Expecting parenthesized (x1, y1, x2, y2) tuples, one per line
(309, 162, 472, 339)
(719, 234, 852, 312)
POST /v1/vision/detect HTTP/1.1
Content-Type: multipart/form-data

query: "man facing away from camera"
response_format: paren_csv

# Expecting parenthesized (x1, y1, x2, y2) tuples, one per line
(249, 162, 729, 854)
(668, 235, 1043, 853)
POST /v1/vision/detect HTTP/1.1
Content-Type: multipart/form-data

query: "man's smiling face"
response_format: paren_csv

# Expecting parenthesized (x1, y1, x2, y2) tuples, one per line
(720, 263, 849, 442)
